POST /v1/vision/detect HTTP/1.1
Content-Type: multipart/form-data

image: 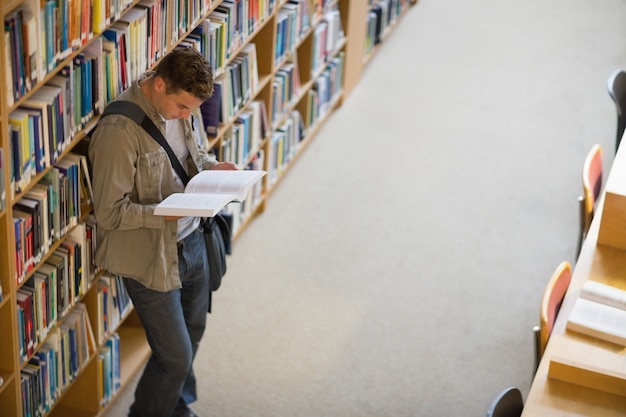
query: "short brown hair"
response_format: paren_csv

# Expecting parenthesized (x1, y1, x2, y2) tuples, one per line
(154, 48, 214, 101)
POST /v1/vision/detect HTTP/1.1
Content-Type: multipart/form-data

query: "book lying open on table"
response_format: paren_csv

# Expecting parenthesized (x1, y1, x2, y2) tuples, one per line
(154, 170, 266, 217)
(566, 280, 626, 346)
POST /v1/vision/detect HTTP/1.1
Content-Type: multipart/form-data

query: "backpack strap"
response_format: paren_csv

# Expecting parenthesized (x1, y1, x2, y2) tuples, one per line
(100, 101, 191, 185)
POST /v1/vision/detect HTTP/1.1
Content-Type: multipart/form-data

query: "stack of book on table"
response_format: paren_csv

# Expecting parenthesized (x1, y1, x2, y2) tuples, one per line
(548, 280, 626, 396)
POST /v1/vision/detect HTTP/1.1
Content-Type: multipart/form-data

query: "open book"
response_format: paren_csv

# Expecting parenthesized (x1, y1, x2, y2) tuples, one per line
(566, 280, 626, 346)
(154, 170, 266, 217)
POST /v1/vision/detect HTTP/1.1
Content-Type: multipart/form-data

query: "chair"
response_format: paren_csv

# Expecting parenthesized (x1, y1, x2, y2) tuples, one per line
(532, 261, 572, 372)
(576, 144, 603, 258)
(607, 69, 626, 152)
(486, 387, 524, 417)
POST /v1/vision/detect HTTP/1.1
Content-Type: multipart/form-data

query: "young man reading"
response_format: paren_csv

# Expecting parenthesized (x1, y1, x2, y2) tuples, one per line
(89, 47, 237, 417)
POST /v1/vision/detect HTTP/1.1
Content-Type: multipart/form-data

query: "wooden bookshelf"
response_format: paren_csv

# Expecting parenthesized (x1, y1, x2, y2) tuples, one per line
(0, 0, 416, 415)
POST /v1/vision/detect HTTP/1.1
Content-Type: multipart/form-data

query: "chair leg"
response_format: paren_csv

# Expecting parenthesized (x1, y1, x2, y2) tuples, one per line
(577, 195, 585, 259)
(532, 325, 541, 375)
(617, 119, 625, 153)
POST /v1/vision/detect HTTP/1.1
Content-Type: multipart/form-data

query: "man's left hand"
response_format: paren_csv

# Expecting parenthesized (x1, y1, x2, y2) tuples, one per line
(211, 161, 239, 170)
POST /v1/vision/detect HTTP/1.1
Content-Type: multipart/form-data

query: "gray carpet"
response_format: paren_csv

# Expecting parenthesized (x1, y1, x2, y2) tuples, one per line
(105, 0, 626, 416)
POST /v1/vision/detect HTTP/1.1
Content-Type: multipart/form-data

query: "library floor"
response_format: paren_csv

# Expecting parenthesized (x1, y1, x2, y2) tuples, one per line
(105, 0, 626, 416)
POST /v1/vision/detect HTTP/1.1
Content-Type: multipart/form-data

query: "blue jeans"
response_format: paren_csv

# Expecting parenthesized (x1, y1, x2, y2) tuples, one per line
(123, 227, 209, 417)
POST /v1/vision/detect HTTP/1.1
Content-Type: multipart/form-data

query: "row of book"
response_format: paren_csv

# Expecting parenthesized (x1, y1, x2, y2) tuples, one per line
(3, 0, 136, 108)
(7, 46, 104, 197)
(20, 302, 96, 417)
(271, 60, 302, 128)
(268, 110, 305, 186)
(310, 0, 334, 23)
(183, 17, 226, 78)
(222, 100, 270, 167)
(310, 7, 344, 76)
(99, 0, 219, 92)
(101, 0, 276, 94)
(366, 0, 409, 56)
(13, 154, 92, 285)
(5, 1, 332, 202)
(275, 0, 311, 64)
(18, 273, 128, 416)
(306, 52, 345, 130)
(16, 220, 97, 363)
(96, 274, 133, 345)
(3, 0, 338, 129)
(198, 42, 260, 137)
(142, 0, 212, 53)
(17, 271, 129, 415)
(9, 86, 70, 196)
(99, 333, 122, 407)
(267, 49, 344, 178)
(3, 0, 263, 111)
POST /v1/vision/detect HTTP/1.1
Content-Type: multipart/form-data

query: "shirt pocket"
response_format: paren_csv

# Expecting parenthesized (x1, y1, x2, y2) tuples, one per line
(136, 149, 170, 203)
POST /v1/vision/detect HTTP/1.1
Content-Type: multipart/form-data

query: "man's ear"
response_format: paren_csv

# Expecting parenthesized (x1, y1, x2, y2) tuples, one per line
(154, 76, 166, 94)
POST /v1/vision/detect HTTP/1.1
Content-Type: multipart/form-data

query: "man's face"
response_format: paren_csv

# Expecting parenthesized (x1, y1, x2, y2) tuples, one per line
(153, 77, 203, 120)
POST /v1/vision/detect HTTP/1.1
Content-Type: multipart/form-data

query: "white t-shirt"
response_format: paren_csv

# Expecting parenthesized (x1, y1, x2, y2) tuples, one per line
(165, 118, 201, 241)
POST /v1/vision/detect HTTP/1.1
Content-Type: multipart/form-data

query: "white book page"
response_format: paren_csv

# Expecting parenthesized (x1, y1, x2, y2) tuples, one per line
(568, 297, 626, 340)
(185, 170, 266, 201)
(154, 193, 235, 217)
(580, 280, 626, 311)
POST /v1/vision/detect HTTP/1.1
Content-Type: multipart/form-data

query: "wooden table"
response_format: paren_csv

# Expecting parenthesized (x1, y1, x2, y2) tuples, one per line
(522, 184, 626, 415)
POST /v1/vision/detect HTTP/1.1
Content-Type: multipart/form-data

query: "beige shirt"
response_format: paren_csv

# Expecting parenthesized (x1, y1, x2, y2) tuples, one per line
(88, 77, 216, 291)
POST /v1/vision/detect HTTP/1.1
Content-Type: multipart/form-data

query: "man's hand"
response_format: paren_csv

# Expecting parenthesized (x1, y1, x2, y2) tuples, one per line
(164, 216, 183, 221)
(211, 161, 239, 170)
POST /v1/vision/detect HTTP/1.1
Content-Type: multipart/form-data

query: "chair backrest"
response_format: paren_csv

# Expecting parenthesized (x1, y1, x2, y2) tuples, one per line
(537, 261, 572, 360)
(607, 69, 626, 151)
(577, 144, 603, 257)
(486, 387, 524, 417)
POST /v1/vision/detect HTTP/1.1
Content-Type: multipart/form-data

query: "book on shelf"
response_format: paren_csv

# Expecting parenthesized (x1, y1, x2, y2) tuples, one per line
(54, 156, 81, 228)
(15, 196, 43, 266)
(37, 263, 58, 328)
(36, 344, 56, 407)
(29, 271, 52, 339)
(61, 238, 81, 305)
(46, 253, 69, 318)
(26, 84, 67, 164)
(21, 108, 46, 174)
(64, 152, 94, 208)
(4, 7, 26, 101)
(25, 183, 53, 252)
(200, 80, 223, 137)
(566, 280, 626, 346)
(16, 288, 36, 359)
(99, 343, 112, 405)
(13, 209, 34, 277)
(67, 223, 90, 297)
(13, 217, 23, 283)
(24, 273, 48, 341)
(153, 170, 266, 217)
(21, 358, 43, 417)
(4, 30, 14, 106)
(8, 109, 34, 193)
(41, 0, 61, 72)
(41, 168, 61, 240)
(22, 95, 52, 169)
